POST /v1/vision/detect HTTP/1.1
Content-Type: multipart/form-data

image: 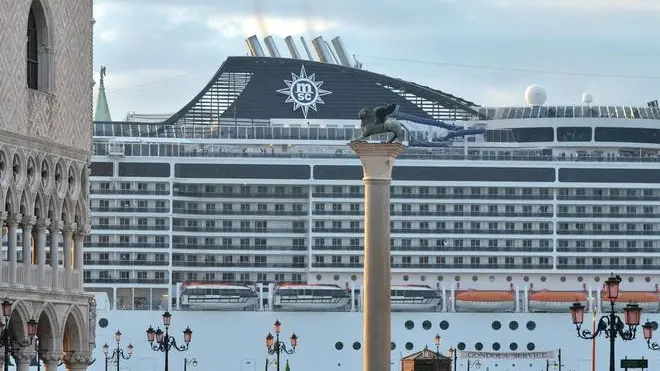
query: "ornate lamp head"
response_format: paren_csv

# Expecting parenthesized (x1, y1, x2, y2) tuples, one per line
(102, 343, 109, 355)
(266, 333, 274, 348)
(570, 302, 586, 325)
(274, 320, 281, 334)
(146, 326, 155, 343)
(604, 275, 622, 299)
(433, 334, 441, 347)
(1, 300, 12, 317)
(27, 319, 38, 337)
(114, 330, 121, 342)
(623, 303, 642, 326)
(127, 343, 134, 356)
(155, 328, 164, 343)
(642, 320, 654, 341)
(162, 312, 172, 327)
(290, 333, 298, 348)
(183, 326, 192, 343)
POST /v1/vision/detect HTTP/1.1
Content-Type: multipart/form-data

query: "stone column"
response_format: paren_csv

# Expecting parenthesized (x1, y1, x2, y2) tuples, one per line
(63, 223, 76, 291)
(349, 142, 405, 371)
(22, 216, 36, 267)
(41, 352, 62, 371)
(74, 224, 90, 291)
(49, 221, 63, 290)
(14, 351, 35, 371)
(35, 218, 50, 288)
(7, 213, 21, 285)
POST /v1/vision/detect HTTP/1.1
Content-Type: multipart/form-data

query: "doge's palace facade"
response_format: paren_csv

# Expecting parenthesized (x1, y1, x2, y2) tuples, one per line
(0, 0, 94, 370)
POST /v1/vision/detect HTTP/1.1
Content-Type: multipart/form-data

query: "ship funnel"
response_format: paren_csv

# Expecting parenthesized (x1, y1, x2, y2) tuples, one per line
(312, 36, 334, 63)
(246, 35, 266, 57)
(331, 36, 352, 67)
(325, 40, 340, 64)
(284, 36, 302, 59)
(263, 35, 281, 58)
(299, 36, 314, 60)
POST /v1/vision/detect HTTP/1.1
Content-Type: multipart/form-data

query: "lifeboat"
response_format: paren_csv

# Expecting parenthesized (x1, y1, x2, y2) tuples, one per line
(601, 291, 660, 313)
(179, 282, 258, 311)
(528, 291, 587, 312)
(454, 290, 515, 312)
(274, 284, 350, 311)
(391, 285, 442, 312)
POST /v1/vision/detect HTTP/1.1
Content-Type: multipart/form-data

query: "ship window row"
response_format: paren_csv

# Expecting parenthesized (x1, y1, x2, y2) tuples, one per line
(557, 204, 658, 218)
(90, 181, 169, 195)
(170, 272, 301, 284)
(171, 201, 307, 216)
(173, 184, 307, 199)
(557, 239, 658, 252)
(83, 252, 169, 266)
(557, 256, 658, 269)
(83, 270, 168, 284)
(86, 234, 168, 247)
(485, 105, 660, 120)
(171, 219, 305, 234)
(557, 222, 657, 235)
(92, 217, 169, 231)
(172, 253, 305, 269)
(92, 199, 170, 213)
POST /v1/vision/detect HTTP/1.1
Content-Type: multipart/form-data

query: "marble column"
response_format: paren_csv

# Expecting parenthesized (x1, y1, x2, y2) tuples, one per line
(35, 218, 50, 288)
(22, 216, 36, 266)
(49, 221, 62, 290)
(349, 142, 405, 371)
(13, 351, 35, 371)
(63, 223, 76, 291)
(7, 213, 21, 285)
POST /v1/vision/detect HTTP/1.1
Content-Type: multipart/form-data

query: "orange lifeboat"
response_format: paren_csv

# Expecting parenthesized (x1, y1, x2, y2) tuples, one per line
(601, 291, 659, 313)
(454, 290, 515, 312)
(528, 291, 587, 313)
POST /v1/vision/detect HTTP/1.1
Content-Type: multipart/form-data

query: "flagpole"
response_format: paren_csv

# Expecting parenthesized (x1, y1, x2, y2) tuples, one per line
(591, 298, 597, 371)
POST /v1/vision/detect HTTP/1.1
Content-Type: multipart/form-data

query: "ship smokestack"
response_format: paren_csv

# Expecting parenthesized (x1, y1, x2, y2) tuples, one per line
(331, 36, 352, 67)
(312, 36, 334, 63)
(299, 36, 314, 60)
(325, 40, 340, 64)
(263, 35, 281, 58)
(246, 35, 266, 57)
(284, 36, 302, 59)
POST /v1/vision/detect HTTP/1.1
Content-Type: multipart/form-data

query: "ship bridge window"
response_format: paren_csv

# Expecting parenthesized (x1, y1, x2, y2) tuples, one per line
(595, 127, 660, 144)
(557, 127, 592, 142)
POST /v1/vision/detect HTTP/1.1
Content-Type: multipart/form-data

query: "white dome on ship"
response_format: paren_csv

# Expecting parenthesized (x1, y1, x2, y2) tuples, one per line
(524, 84, 547, 106)
(581, 92, 593, 105)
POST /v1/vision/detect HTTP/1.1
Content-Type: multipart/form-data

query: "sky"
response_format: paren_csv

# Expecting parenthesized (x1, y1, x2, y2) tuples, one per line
(93, 0, 660, 121)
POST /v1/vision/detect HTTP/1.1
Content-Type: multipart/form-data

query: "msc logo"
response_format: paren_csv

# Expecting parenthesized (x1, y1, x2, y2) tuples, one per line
(277, 66, 332, 118)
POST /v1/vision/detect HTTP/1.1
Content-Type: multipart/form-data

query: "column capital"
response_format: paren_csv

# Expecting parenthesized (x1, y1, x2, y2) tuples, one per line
(6, 213, 23, 226)
(63, 351, 94, 366)
(40, 351, 63, 363)
(0, 211, 8, 221)
(63, 222, 78, 234)
(49, 220, 63, 232)
(77, 223, 92, 236)
(22, 215, 37, 227)
(348, 142, 405, 181)
(12, 351, 36, 365)
(35, 218, 51, 230)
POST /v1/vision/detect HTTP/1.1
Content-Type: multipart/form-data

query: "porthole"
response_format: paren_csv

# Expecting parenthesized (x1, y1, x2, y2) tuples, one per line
(351, 275, 357, 281)
(492, 321, 501, 330)
(403, 275, 409, 281)
(316, 274, 322, 281)
(457, 342, 466, 351)
(454, 275, 461, 282)
(628, 277, 634, 282)
(506, 276, 512, 282)
(437, 275, 444, 281)
(475, 342, 483, 351)
(472, 275, 478, 282)
(526, 342, 535, 351)
(560, 276, 566, 282)
(489, 276, 495, 282)
(509, 321, 519, 330)
(523, 276, 529, 282)
(645, 276, 651, 283)
(577, 276, 583, 282)
(595, 276, 601, 282)
(404, 320, 414, 330)
(333, 275, 340, 281)
(526, 321, 536, 331)
(420, 275, 426, 282)
(422, 320, 432, 330)
(439, 321, 449, 330)
(391, 342, 396, 350)
(492, 342, 500, 351)
(352, 342, 361, 350)
(335, 342, 344, 350)
(540, 276, 546, 282)
(405, 342, 414, 350)
(509, 342, 518, 351)
(98, 318, 109, 328)
(651, 321, 658, 331)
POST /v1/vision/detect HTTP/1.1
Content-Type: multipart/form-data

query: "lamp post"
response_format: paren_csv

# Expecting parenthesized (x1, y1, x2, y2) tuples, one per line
(103, 330, 133, 371)
(448, 347, 457, 371)
(0, 299, 38, 371)
(265, 319, 297, 371)
(569, 274, 642, 371)
(146, 311, 193, 371)
(641, 320, 660, 350)
(183, 357, 198, 371)
(466, 360, 481, 371)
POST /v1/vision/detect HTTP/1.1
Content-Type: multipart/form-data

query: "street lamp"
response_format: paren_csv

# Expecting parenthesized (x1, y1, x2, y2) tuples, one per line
(466, 360, 481, 370)
(433, 334, 441, 355)
(569, 274, 642, 371)
(146, 311, 192, 371)
(102, 330, 133, 371)
(0, 299, 38, 371)
(265, 319, 297, 371)
(641, 320, 660, 350)
(448, 347, 457, 371)
(183, 357, 198, 371)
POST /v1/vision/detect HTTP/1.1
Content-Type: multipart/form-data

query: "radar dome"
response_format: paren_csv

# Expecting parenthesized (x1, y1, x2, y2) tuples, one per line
(524, 85, 547, 106)
(581, 92, 593, 105)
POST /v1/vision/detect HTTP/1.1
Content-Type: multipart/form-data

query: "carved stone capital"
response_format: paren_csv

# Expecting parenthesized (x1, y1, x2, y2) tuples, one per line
(77, 223, 91, 236)
(63, 352, 94, 365)
(49, 220, 63, 232)
(22, 215, 37, 227)
(0, 211, 8, 222)
(40, 351, 62, 363)
(63, 222, 78, 235)
(12, 351, 36, 365)
(7, 213, 23, 226)
(348, 142, 405, 181)
(35, 218, 51, 231)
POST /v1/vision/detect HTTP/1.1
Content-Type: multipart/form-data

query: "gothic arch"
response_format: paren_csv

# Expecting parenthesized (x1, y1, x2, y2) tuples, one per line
(19, 190, 32, 217)
(61, 305, 87, 352)
(26, 0, 54, 92)
(4, 187, 19, 215)
(45, 196, 59, 221)
(61, 196, 75, 225)
(35, 302, 59, 352)
(7, 300, 31, 339)
(74, 199, 86, 226)
(33, 191, 45, 219)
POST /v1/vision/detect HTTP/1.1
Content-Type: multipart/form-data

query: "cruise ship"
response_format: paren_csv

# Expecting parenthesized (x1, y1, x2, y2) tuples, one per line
(86, 35, 660, 371)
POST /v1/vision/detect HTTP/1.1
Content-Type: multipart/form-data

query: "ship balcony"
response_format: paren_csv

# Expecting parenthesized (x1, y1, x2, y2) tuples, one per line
(172, 208, 307, 216)
(310, 263, 553, 270)
(172, 190, 308, 199)
(84, 259, 170, 266)
(91, 207, 170, 213)
(558, 264, 660, 270)
(84, 277, 168, 285)
(91, 224, 169, 231)
(171, 261, 306, 269)
(91, 189, 170, 196)
(172, 244, 307, 251)
(0, 262, 83, 293)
